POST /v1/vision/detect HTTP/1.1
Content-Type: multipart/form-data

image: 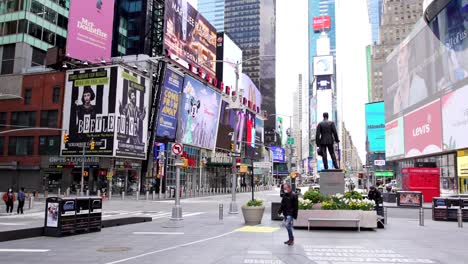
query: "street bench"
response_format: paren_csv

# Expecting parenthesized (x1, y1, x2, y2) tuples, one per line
(308, 218, 360, 232)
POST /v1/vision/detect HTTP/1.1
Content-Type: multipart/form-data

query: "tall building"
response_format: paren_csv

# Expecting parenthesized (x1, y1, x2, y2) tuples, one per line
(224, 0, 276, 130)
(0, 0, 69, 75)
(367, 0, 383, 44)
(197, 0, 225, 31)
(341, 122, 363, 174)
(369, 0, 423, 102)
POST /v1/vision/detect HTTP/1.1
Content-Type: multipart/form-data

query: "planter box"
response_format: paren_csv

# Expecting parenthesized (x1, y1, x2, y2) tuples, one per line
(294, 209, 377, 229)
(241, 205, 265, 225)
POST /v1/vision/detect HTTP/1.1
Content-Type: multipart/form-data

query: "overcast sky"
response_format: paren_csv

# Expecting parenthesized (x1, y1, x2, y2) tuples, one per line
(276, 0, 371, 162)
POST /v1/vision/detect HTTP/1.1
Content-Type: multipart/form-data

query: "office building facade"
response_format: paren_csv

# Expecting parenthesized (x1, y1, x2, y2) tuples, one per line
(197, 0, 225, 31)
(367, 0, 383, 44)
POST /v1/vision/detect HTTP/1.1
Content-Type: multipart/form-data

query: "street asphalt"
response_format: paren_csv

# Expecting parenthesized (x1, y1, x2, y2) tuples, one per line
(0, 188, 467, 264)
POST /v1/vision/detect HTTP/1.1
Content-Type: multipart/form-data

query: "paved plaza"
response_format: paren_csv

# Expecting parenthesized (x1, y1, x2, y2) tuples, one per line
(0, 189, 467, 264)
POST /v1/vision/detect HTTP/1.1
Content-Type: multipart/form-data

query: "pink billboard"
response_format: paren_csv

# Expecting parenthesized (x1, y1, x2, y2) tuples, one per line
(66, 0, 115, 62)
(404, 100, 442, 158)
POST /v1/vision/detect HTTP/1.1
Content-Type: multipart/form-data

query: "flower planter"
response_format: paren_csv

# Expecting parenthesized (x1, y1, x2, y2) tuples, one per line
(241, 205, 265, 225)
(294, 209, 377, 228)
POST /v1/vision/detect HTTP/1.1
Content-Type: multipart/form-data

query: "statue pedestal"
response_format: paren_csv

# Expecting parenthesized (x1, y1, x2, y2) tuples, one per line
(319, 170, 345, 197)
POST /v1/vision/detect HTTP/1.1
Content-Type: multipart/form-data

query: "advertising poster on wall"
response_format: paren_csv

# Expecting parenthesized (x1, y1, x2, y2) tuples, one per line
(155, 68, 184, 139)
(270, 146, 285, 163)
(61, 67, 116, 156)
(164, 0, 217, 77)
(215, 32, 243, 92)
(241, 73, 262, 113)
(46, 202, 59, 227)
(66, 0, 115, 62)
(385, 117, 404, 160)
(115, 67, 150, 159)
(404, 100, 442, 158)
(442, 84, 468, 151)
(365, 102, 385, 152)
(177, 75, 221, 150)
(216, 100, 244, 151)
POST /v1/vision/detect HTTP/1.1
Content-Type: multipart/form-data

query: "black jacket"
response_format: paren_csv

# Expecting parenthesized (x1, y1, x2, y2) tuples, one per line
(368, 189, 382, 205)
(278, 192, 299, 219)
(316, 120, 339, 145)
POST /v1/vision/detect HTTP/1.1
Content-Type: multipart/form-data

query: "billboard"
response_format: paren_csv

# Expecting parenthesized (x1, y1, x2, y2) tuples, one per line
(177, 75, 221, 150)
(317, 159, 333, 172)
(66, 0, 115, 62)
(404, 100, 442, 158)
(365, 102, 385, 152)
(155, 68, 184, 139)
(313, 56, 334, 76)
(270, 146, 285, 163)
(383, 0, 467, 121)
(385, 117, 405, 160)
(61, 66, 149, 159)
(312, 16, 331, 31)
(442, 84, 468, 151)
(241, 73, 262, 113)
(164, 0, 217, 77)
(215, 32, 243, 94)
(317, 75, 332, 90)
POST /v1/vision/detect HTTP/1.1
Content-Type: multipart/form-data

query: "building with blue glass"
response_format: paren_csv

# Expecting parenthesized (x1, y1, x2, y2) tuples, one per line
(367, 0, 383, 44)
(197, 0, 225, 31)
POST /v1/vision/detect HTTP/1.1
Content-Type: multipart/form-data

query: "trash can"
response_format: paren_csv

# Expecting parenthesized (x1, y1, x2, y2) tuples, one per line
(75, 197, 90, 232)
(271, 202, 283, 221)
(432, 197, 448, 221)
(89, 197, 102, 231)
(44, 197, 77, 237)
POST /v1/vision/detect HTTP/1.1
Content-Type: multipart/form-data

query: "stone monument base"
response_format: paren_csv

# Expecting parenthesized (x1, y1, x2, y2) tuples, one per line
(319, 169, 345, 197)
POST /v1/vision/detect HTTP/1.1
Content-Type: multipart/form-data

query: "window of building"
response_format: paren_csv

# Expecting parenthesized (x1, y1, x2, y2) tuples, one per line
(1, 43, 15, 75)
(28, 22, 42, 39)
(8, 136, 34, 155)
(31, 47, 45, 66)
(56, 35, 66, 48)
(44, 6, 57, 24)
(0, 20, 18, 36)
(11, 111, 36, 126)
(0, 136, 4, 155)
(24, 88, 32, 104)
(57, 14, 68, 29)
(30, 0, 44, 16)
(42, 28, 55, 45)
(40, 110, 58, 127)
(52, 86, 60, 103)
(39, 135, 60, 155)
(0, 0, 23, 14)
(0, 112, 6, 126)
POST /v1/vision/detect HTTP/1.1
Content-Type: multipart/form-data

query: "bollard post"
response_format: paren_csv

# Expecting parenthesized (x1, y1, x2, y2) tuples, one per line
(86, 190, 89, 197)
(419, 207, 424, 226)
(152, 190, 156, 200)
(58, 188, 61, 198)
(97, 190, 101, 197)
(219, 204, 223, 221)
(136, 191, 140, 200)
(109, 190, 112, 200)
(458, 208, 463, 228)
(146, 191, 149, 200)
(384, 206, 388, 224)
(66, 188, 70, 197)
(122, 191, 125, 200)
(28, 195, 34, 209)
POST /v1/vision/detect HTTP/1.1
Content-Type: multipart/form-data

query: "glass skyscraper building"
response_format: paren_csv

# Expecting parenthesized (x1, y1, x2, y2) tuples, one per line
(367, 0, 383, 44)
(197, 0, 225, 31)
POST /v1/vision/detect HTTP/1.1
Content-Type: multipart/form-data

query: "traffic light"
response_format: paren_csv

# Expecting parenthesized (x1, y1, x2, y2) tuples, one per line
(230, 143, 234, 152)
(63, 133, 69, 144)
(90, 139, 96, 150)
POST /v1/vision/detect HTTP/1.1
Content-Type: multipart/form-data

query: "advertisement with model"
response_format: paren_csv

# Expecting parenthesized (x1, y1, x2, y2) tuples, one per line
(442, 84, 468, 151)
(385, 117, 405, 160)
(404, 100, 442, 158)
(66, 0, 115, 62)
(61, 65, 149, 160)
(365, 101, 385, 152)
(241, 73, 262, 113)
(155, 68, 184, 139)
(177, 75, 221, 150)
(216, 100, 244, 151)
(215, 32, 243, 95)
(164, 0, 217, 77)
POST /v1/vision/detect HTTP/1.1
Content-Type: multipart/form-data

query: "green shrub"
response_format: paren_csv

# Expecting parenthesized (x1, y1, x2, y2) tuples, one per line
(303, 190, 323, 203)
(246, 199, 263, 207)
(343, 191, 363, 200)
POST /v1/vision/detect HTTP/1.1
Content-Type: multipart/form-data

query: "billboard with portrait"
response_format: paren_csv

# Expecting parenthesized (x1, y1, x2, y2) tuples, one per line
(442, 84, 468, 151)
(177, 75, 221, 150)
(404, 100, 442, 158)
(365, 102, 385, 152)
(385, 117, 405, 160)
(155, 68, 184, 139)
(241, 73, 262, 113)
(61, 66, 149, 159)
(270, 146, 285, 163)
(66, 0, 115, 62)
(164, 0, 217, 77)
(215, 32, 243, 93)
(384, 0, 467, 121)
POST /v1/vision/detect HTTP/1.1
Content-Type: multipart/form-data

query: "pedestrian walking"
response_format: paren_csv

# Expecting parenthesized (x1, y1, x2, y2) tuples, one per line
(368, 186, 382, 206)
(17, 187, 26, 214)
(3, 188, 16, 214)
(277, 184, 298, 246)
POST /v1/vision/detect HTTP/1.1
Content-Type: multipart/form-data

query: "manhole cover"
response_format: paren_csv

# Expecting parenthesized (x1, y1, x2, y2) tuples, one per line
(97, 247, 131, 252)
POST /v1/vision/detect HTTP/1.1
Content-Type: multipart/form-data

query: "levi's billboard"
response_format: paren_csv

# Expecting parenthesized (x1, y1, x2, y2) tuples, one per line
(66, 0, 115, 62)
(404, 100, 442, 158)
(313, 16, 331, 31)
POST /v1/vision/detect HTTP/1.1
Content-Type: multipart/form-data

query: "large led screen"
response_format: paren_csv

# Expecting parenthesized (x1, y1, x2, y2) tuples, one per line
(442, 84, 468, 151)
(385, 117, 405, 160)
(365, 102, 385, 152)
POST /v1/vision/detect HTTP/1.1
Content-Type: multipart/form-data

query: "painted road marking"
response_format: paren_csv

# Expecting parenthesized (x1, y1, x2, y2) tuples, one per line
(236, 226, 280, 233)
(247, 250, 273, 255)
(0, 222, 28, 226)
(0, 249, 50, 252)
(104, 230, 237, 264)
(303, 245, 437, 264)
(132, 232, 184, 235)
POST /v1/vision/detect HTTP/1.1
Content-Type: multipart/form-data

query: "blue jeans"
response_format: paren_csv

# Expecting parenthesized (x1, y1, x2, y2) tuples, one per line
(284, 215, 294, 240)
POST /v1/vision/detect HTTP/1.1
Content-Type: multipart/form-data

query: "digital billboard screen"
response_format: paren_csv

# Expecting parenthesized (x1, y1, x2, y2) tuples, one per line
(313, 56, 334, 76)
(365, 102, 385, 152)
(164, 0, 217, 77)
(385, 117, 405, 160)
(66, 0, 115, 62)
(215, 32, 243, 94)
(270, 146, 285, 163)
(313, 16, 331, 31)
(177, 75, 221, 150)
(442, 84, 468, 151)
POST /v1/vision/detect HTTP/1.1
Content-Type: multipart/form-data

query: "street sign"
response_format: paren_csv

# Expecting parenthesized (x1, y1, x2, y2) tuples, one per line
(174, 158, 184, 167)
(375, 171, 394, 177)
(374, 160, 386, 166)
(228, 152, 241, 157)
(287, 138, 294, 145)
(171, 143, 183, 156)
(362, 165, 372, 169)
(239, 165, 248, 173)
(253, 162, 271, 169)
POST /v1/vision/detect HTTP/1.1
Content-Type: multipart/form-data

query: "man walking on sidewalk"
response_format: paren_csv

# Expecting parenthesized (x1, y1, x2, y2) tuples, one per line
(17, 187, 26, 214)
(277, 184, 298, 246)
(3, 188, 15, 214)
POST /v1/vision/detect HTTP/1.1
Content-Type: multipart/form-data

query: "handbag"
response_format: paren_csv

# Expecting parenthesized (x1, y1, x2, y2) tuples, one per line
(317, 147, 323, 156)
